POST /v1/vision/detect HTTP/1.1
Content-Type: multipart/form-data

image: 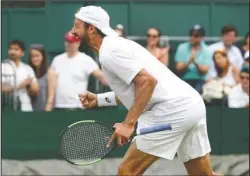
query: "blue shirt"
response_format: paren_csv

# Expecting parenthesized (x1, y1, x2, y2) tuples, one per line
(175, 41, 212, 80)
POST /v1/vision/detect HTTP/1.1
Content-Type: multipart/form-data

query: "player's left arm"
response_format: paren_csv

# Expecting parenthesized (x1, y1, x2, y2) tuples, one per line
(124, 69, 157, 127)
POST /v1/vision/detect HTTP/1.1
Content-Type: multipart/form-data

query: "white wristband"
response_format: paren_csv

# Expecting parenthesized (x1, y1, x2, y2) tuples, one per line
(97, 92, 117, 107)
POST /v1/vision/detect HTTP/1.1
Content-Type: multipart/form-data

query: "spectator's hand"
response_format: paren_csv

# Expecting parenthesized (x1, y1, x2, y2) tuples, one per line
(4, 85, 14, 93)
(79, 92, 98, 109)
(18, 77, 33, 90)
(190, 48, 197, 60)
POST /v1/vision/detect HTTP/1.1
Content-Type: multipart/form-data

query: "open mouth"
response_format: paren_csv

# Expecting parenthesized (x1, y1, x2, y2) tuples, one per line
(72, 33, 80, 39)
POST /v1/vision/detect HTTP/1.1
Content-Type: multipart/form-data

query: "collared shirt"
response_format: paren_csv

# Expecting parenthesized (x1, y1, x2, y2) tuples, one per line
(175, 41, 212, 80)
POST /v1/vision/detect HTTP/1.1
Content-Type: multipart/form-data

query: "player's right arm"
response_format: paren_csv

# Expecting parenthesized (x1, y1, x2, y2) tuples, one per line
(79, 91, 121, 109)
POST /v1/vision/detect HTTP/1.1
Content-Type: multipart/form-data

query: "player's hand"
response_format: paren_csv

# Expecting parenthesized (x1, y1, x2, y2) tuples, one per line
(79, 92, 98, 109)
(107, 123, 134, 147)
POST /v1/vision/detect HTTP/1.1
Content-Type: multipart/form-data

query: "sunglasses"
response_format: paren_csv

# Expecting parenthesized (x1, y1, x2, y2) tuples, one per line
(240, 75, 249, 80)
(190, 34, 201, 38)
(147, 34, 159, 38)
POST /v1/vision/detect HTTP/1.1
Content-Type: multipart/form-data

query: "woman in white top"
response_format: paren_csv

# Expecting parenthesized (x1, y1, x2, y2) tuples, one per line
(209, 50, 240, 87)
(202, 50, 240, 105)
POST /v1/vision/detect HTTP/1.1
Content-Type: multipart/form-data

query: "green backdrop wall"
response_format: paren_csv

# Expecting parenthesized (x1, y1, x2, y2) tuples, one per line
(2, 107, 249, 160)
(2, 1, 249, 61)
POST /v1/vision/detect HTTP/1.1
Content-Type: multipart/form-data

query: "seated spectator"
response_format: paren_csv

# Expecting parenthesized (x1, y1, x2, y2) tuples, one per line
(228, 65, 249, 108)
(28, 44, 51, 111)
(244, 51, 249, 66)
(202, 50, 240, 105)
(1, 40, 39, 111)
(208, 25, 244, 76)
(146, 27, 169, 65)
(45, 32, 108, 111)
(114, 24, 126, 38)
(241, 31, 249, 56)
(175, 24, 211, 93)
(208, 50, 240, 87)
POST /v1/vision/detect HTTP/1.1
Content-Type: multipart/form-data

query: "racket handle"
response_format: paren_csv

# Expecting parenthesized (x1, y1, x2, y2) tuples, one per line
(138, 124, 172, 135)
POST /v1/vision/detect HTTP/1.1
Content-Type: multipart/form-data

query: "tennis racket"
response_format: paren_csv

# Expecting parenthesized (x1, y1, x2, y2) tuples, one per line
(59, 120, 172, 166)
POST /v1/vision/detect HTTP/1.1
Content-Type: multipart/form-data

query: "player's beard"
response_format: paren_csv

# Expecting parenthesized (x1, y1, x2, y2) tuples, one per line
(82, 33, 97, 52)
(82, 33, 93, 50)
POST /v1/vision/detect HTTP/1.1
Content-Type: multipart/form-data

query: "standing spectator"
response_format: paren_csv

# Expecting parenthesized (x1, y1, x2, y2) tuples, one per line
(208, 25, 244, 77)
(114, 24, 126, 38)
(45, 32, 108, 111)
(228, 65, 249, 108)
(28, 44, 50, 111)
(1, 40, 39, 111)
(175, 24, 211, 93)
(146, 27, 169, 65)
(241, 31, 249, 56)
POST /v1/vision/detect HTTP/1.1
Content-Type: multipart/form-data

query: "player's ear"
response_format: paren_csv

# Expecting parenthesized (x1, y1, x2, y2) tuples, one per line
(88, 25, 96, 35)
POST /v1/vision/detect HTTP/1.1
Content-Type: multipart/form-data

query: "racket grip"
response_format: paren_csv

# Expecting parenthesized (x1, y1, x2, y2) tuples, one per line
(138, 124, 172, 135)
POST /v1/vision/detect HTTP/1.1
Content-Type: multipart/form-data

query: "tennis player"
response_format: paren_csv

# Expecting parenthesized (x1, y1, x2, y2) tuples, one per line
(72, 6, 222, 176)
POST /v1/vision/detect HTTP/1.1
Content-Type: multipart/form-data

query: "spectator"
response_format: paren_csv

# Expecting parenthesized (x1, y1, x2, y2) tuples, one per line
(228, 65, 249, 108)
(175, 24, 211, 93)
(146, 27, 169, 65)
(45, 32, 108, 111)
(114, 24, 126, 38)
(208, 50, 240, 87)
(202, 50, 240, 105)
(244, 51, 249, 66)
(241, 31, 249, 56)
(208, 25, 244, 76)
(28, 44, 50, 111)
(1, 40, 39, 111)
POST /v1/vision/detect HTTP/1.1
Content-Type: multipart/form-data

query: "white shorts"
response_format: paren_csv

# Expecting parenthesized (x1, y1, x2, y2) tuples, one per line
(133, 97, 211, 163)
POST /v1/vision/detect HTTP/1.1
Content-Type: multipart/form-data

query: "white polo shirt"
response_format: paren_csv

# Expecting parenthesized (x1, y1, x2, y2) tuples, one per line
(51, 52, 99, 108)
(228, 84, 249, 108)
(99, 37, 201, 115)
(1, 60, 37, 111)
(208, 41, 244, 77)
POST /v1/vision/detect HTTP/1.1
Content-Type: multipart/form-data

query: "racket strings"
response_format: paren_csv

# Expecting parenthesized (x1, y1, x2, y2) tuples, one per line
(60, 122, 115, 164)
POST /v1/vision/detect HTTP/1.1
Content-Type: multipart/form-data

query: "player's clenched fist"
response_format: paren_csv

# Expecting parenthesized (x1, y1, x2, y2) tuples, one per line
(79, 92, 98, 109)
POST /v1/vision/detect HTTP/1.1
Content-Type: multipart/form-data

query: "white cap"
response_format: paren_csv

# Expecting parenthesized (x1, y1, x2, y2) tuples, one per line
(244, 51, 249, 59)
(75, 6, 119, 37)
